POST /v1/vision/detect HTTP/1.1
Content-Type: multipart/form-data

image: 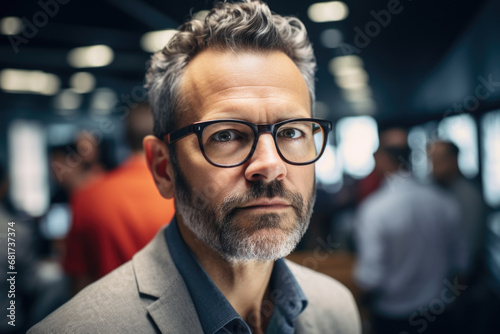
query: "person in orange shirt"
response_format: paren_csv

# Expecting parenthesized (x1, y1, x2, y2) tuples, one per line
(63, 103, 175, 293)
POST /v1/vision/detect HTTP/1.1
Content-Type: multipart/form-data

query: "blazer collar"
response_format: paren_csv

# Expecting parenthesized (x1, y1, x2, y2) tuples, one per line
(132, 226, 203, 333)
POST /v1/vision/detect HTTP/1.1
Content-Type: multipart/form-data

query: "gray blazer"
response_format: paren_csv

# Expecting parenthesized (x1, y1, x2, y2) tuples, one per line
(29, 228, 361, 333)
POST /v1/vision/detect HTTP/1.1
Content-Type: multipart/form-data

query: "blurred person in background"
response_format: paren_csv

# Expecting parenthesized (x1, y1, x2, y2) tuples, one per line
(428, 140, 488, 334)
(428, 140, 485, 274)
(357, 169, 383, 204)
(30, 136, 108, 324)
(0, 163, 38, 333)
(354, 128, 469, 334)
(482, 214, 500, 334)
(47, 141, 105, 270)
(49, 141, 103, 204)
(356, 127, 407, 205)
(62, 103, 175, 294)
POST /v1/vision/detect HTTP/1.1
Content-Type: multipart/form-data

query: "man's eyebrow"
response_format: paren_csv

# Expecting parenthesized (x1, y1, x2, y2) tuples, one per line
(273, 115, 311, 123)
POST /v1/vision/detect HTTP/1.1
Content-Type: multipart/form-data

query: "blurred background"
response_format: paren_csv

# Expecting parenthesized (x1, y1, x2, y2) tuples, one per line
(1, 0, 500, 333)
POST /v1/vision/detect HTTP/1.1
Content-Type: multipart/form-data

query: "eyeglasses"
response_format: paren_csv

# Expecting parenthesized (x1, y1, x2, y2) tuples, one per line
(165, 118, 332, 168)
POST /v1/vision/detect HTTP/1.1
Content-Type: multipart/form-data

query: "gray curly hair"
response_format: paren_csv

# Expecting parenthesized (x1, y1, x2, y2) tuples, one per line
(145, 0, 316, 139)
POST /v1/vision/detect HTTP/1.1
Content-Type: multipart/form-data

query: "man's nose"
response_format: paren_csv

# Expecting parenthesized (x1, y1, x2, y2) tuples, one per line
(244, 133, 287, 182)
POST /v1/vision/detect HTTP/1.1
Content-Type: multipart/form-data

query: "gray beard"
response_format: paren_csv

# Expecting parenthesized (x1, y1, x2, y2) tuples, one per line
(173, 167, 315, 264)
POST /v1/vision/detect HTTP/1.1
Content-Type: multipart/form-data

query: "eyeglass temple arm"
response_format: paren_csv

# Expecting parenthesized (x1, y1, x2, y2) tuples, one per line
(166, 125, 195, 144)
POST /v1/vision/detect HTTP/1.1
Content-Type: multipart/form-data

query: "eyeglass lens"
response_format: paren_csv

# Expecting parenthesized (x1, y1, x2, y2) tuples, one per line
(200, 121, 325, 165)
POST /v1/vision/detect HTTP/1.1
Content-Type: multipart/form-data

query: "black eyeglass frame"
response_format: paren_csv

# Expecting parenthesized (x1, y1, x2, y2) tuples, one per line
(165, 118, 333, 168)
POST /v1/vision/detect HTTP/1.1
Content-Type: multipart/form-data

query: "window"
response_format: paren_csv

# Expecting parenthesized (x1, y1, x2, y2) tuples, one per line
(438, 114, 479, 179)
(8, 120, 49, 216)
(336, 116, 378, 178)
(482, 111, 500, 207)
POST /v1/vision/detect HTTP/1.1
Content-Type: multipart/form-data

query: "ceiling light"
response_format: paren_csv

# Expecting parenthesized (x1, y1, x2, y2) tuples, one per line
(350, 98, 377, 115)
(308, 1, 349, 23)
(320, 29, 343, 48)
(336, 79, 368, 90)
(140, 29, 177, 53)
(331, 65, 367, 78)
(341, 86, 373, 101)
(67, 45, 114, 68)
(0, 17, 22, 35)
(69, 72, 95, 93)
(54, 89, 82, 110)
(334, 70, 369, 89)
(329, 55, 364, 75)
(90, 88, 117, 115)
(0, 68, 60, 95)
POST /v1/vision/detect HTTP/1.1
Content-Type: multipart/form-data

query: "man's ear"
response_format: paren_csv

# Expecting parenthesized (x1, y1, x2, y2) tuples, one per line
(143, 135, 175, 199)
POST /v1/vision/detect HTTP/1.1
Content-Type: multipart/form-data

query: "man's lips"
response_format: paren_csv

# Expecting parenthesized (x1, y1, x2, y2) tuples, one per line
(238, 198, 291, 210)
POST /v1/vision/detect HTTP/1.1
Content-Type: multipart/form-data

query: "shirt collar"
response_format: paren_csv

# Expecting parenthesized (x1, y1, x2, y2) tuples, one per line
(165, 219, 246, 334)
(270, 259, 308, 319)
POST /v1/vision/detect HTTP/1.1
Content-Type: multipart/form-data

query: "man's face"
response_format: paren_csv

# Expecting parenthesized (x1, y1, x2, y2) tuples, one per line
(429, 142, 457, 183)
(172, 49, 316, 263)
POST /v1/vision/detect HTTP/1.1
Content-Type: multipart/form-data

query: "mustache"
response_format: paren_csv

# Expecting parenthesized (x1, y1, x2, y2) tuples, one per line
(222, 180, 287, 209)
(247, 179, 287, 199)
(219, 180, 304, 221)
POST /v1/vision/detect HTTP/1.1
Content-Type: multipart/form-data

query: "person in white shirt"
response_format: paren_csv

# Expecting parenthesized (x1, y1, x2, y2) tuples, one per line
(354, 128, 469, 334)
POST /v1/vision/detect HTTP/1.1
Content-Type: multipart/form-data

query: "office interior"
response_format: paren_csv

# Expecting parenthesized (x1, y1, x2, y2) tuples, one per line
(1, 0, 499, 333)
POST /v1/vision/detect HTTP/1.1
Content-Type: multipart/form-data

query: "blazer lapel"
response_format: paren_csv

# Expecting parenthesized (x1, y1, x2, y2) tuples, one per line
(132, 228, 203, 334)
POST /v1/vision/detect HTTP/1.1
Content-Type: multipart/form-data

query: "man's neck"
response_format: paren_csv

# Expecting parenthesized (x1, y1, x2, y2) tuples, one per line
(177, 218, 274, 333)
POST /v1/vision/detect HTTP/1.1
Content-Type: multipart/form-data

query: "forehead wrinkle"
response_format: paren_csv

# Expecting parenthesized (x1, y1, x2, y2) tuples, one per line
(185, 71, 306, 100)
(204, 96, 307, 113)
(195, 91, 309, 124)
(202, 85, 306, 103)
(182, 84, 309, 124)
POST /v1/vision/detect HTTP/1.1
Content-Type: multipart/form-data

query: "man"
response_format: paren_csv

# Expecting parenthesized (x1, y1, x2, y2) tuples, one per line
(428, 140, 485, 271)
(427, 140, 487, 334)
(29, 1, 360, 333)
(354, 128, 469, 334)
(62, 104, 175, 293)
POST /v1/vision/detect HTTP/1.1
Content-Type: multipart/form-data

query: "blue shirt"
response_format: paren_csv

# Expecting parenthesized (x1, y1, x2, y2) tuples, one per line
(165, 219, 307, 334)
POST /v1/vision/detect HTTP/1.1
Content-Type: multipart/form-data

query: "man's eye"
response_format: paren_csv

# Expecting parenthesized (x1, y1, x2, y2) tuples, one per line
(213, 130, 237, 142)
(279, 128, 303, 139)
